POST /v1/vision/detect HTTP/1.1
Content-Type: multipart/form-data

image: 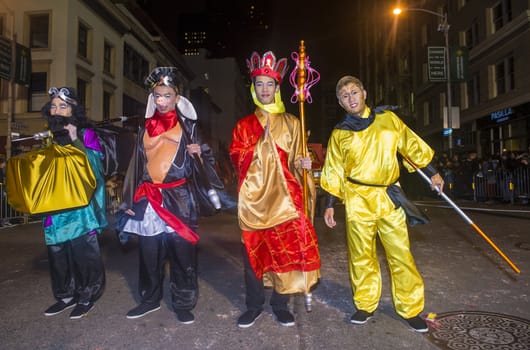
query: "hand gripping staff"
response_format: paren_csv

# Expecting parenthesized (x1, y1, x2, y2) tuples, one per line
(178, 117, 221, 212)
(404, 157, 521, 274)
(289, 40, 321, 311)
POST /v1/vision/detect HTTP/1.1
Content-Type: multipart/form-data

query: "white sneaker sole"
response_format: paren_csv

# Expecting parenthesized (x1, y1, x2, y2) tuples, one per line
(44, 303, 76, 317)
(237, 312, 262, 328)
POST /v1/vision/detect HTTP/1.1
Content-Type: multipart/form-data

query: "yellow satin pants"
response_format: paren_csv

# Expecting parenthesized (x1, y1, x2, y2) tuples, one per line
(346, 208, 424, 319)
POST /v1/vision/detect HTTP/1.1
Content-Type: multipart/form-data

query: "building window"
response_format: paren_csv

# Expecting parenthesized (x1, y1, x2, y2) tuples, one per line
(123, 94, 145, 119)
(103, 90, 112, 121)
(77, 78, 87, 107)
(78, 21, 90, 59)
(466, 73, 480, 107)
(123, 43, 149, 86)
(103, 41, 114, 75)
(492, 0, 512, 33)
(494, 55, 514, 96)
(29, 13, 49, 49)
(423, 101, 430, 126)
(29, 72, 47, 112)
(465, 19, 479, 49)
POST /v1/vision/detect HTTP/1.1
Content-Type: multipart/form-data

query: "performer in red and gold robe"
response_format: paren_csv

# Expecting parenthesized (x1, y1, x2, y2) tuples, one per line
(229, 51, 321, 328)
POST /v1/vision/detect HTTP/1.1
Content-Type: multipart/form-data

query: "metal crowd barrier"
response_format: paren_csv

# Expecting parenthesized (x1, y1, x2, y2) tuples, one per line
(473, 167, 530, 204)
(0, 182, 32, 226)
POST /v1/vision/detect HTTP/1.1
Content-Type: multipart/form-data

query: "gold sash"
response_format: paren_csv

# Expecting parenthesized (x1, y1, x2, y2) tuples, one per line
(238, 120, 298, 230)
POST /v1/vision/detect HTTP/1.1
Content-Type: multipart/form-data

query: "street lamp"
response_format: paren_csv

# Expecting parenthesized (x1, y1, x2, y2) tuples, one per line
(393, 7, 453, 157)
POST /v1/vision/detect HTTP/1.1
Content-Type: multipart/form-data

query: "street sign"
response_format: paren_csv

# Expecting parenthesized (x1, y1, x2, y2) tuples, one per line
(428, 46, 447, 81)
(0, 36, 12, 81)
(451, 47, 469, 82)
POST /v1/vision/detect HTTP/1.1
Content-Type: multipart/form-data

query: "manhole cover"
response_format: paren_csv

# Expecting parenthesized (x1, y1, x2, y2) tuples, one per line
(427, 311, 530, 349)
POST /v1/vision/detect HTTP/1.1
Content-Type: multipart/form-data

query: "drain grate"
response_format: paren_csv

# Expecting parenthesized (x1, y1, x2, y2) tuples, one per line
(427, 311, 530, 349)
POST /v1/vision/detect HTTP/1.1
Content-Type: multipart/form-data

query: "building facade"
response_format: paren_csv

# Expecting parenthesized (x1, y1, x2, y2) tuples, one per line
(356, 0, 530, 160)
(0, 0, 194, 157)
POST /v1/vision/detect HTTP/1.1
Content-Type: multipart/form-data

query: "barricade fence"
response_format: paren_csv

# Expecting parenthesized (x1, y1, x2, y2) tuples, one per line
(472, 167, 529, 204)
(0, 183, 32, 225)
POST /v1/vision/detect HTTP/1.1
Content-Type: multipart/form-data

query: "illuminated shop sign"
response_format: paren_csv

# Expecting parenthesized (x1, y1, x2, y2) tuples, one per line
(490, 108, 513, 123)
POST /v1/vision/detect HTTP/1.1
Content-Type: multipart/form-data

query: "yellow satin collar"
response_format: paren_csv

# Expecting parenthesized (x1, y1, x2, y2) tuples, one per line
(250, 84, 285, 114)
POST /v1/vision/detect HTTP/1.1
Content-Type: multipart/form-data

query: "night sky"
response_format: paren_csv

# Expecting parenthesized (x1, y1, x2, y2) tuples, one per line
(141, 0, 360, 82)
(140, 0, 366, 142)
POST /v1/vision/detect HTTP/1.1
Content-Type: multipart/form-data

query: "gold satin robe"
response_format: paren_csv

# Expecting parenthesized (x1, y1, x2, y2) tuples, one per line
(230, 109, 321, 294)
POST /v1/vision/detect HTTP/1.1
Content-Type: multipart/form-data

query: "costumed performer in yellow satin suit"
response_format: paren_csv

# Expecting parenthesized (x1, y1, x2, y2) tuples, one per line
(321, 75, 444, 333)
(229, 51, 321, 328)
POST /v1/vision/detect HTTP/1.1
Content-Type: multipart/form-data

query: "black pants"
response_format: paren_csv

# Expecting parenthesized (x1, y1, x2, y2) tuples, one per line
(47, 233, 105, 304)
(137, 232, 198, 311)
(242, 245, 290, 312)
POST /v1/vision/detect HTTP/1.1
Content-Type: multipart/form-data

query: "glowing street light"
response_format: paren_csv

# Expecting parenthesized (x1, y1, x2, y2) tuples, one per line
(393, 6, 454, 156)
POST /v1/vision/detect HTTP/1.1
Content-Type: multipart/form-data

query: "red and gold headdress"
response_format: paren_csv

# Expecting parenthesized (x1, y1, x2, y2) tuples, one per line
(247, 51, 288, 84)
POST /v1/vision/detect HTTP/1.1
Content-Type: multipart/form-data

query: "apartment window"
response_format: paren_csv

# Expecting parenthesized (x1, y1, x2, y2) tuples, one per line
(77, 78, 87, 107)
(123, 43, 149, 86)
(78, 22, 89, 58)
(29, 13, 49, 49)
(495, 55, 514, 96)
(422, 101, 430, 126)
(123, 94, 145, 119)
(466, 73, 480, 107)
(103, 90, 112, 121)
(465, 19, 479, 49)
(103, 41, 114, 74)
(29, 72, 47, 112)
(492, 0, 512, 32)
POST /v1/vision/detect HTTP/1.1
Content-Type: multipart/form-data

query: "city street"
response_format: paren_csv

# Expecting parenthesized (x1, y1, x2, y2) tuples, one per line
(0, 201, 529, 350)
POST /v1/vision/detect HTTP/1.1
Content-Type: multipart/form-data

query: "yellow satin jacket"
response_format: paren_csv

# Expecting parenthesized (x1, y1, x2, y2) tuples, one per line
(321, 107, 434, 222)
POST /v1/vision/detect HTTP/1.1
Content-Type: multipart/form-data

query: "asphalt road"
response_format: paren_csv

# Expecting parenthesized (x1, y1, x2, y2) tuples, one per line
(1, 201, 529, 350)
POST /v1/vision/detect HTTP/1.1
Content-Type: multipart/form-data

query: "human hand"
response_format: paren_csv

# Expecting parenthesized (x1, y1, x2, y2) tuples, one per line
(430, 173, 444, 193)
(324, 207, 336, 228)
(187, 143, 201, 157)
(298, 157, 312, 170)
(64, 124, 77, 141)
(125, 209, 135, 216)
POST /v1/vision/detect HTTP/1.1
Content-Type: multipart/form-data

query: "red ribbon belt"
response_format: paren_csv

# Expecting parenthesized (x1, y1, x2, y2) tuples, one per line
(133, 178, 199, 244)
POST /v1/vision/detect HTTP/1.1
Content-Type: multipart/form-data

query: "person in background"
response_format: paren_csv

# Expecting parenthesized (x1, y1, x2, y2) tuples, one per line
(41, 87, 108, 319)
(229, 51, 321, 328)
(321, 75, 444, 333)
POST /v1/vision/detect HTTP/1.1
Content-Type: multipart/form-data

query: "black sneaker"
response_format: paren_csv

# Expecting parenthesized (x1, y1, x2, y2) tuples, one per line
(406, 316, 429, 333)
(126, 303, 161, 319)
(273, 309, 295, 327)
(69, 302, 94, 319)
(176, 310, 195, 324)
(44, 299, 76, 316)
(237, 309, 263, 328)
(350, 310, 374, 324)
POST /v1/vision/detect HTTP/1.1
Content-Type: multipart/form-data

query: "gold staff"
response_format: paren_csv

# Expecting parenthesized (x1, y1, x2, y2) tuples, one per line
(296, 40, 310, 217)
